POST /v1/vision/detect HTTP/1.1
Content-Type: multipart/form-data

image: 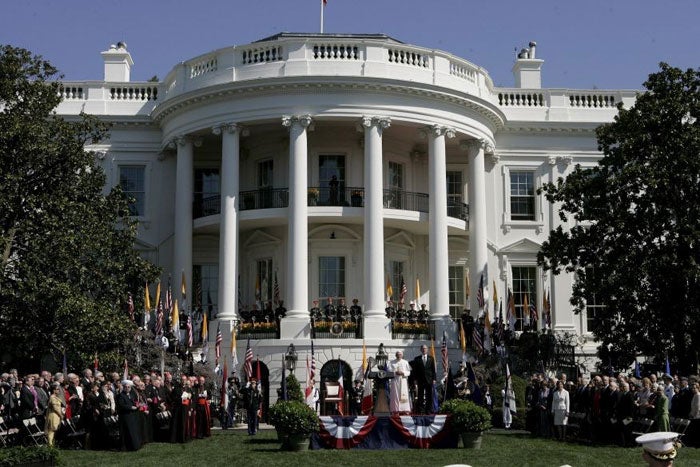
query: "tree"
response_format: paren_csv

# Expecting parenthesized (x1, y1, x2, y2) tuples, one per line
(538, 64, 700, 375)
(0, 45, 159, 373)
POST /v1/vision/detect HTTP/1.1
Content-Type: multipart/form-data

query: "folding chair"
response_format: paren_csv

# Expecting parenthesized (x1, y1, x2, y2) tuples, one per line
(0, 416, 20, 447)
(22, 417, 47, 446)
(671, 418, 691, 446)
(60, 416, 86, 449)
(630, 417, 655, 444)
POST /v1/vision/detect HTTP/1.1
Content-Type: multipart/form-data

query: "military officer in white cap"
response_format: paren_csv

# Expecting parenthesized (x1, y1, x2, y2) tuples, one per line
(636, 431, 681, 466)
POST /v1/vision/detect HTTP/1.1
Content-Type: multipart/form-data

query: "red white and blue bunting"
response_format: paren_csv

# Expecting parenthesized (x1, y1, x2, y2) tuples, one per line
(318, 415, 378, 449)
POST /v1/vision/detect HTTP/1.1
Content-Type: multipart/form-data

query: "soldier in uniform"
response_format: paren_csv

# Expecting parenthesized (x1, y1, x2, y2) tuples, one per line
(336, 298, 349, 321)
(242, 378, 262, 435)
(350, 298, 362, 319)
(324, 297, 336, 320)
(350, 380, 364, 415)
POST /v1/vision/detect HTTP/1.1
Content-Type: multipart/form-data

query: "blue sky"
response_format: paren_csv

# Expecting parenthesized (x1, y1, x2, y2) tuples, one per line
(2, 0, 697, 89)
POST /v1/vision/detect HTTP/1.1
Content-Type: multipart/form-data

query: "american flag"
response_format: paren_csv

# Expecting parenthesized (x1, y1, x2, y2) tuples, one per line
(305, 341, 316, 404)
(473, 324, 483, 354)
(336, 363, 345, 416)
(127, 293, 135, 322)
(399, 276, 407, 306)
(165, 278, 173, 328)
(273, 271, 280, 305)
(529, 294, 538, 328)
(243, 339, 253, 380)
(215, 322, 222, 364)
(155, 300, 163, 337)
(497, 301, 505, 341)
(476, 273, 485, 309)
(544, 291, 551, 328)
(187, 314, 193, 348)
(441, 331, 449, 378)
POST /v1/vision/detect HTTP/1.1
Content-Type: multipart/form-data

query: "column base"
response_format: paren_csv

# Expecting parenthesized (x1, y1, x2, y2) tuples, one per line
(280, 316, 311, 339)
(362, 316, 392, 340)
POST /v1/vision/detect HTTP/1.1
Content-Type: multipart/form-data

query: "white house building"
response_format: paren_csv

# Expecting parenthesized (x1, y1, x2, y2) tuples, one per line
(56, 33, 636, 403)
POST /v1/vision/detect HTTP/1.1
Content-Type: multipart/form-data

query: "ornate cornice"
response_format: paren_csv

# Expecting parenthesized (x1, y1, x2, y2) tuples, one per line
(281, 114, 313, 129)
(212, 123, 249, 137)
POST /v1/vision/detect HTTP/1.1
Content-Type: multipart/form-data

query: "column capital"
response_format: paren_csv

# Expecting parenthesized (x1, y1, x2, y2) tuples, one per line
(459, 138, 493, 154)
(212, 123, 249, 137)
(282, 114, 313, 129)
(426, 124, 456, 139)
(174, 135, 202, 148)
(360, 116, 391, 130)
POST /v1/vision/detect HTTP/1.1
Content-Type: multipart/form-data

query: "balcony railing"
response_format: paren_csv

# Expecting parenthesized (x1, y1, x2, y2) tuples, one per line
(311, 319, 363, 339)
(240, 188, 289, 211)
(193, 187, 468, 225)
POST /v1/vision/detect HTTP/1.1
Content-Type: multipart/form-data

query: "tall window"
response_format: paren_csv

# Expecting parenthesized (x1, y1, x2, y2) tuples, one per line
(510, 171, 535, 221)
(387, 162, 404, 208)
(257, 160, 274, 208)
(193, 264, 219, 318)
(256, 259, 273, 306)
(194, 168, 220, 217)
(388, 261, 405, 305)
(319, 256, 345, 299)
(319, 155, 345, 205)
(584, 267, 605, 333)
(512, 266, 537, 331)
(119, 166, 145, 216)
(447, 170, 464, 219)
(448, 266, 466, 319)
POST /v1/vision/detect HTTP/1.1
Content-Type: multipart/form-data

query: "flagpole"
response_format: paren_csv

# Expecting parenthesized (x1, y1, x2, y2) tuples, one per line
(320, 0, 324, 33)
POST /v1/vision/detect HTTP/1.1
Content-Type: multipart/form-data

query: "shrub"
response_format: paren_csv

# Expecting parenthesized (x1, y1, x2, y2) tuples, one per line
(0, 445, 59, 467)
(439, 399, 492, 433)
(269, 400, 319, 436)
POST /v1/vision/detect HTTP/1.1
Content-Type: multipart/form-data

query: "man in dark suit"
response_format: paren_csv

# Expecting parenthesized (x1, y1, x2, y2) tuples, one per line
(410, 344, 435, 414)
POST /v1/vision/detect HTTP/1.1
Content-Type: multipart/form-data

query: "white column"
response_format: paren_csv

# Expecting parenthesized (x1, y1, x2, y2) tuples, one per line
(428, 125, 455, 321)
(465, 139, 489, 316)
(362, 116, 392, 340)
(280, 115, 313, 338)
(174, 136, 194, 307)
(214, 123, 243, 322)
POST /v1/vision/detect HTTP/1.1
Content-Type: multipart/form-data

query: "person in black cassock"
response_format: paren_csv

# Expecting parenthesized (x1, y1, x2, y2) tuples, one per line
(116, 380, 142, 451)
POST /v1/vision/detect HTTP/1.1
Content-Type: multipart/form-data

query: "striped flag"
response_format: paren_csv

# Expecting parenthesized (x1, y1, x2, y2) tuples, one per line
(215, 322, 222, 364)
(305, 341, 316, 404)
(473, 322, 483, 354)
(187, 313, 193, 348)
(273, 271, 281, 305)
(399, 276, 407, 306)
(243, 339, 253, 380)
(165, 278, 173, 328)
(476, 273, 485, 309)
(127, 292, 135, 322)
(507, 288, 516, 331)
(544, 291, 551, 329)
(498, 300, 505, 341)
(155, 299, 164, 338)
(523, 293, 531, 327)
(529, 293, 538, 328)
(441, 331, 449, 379)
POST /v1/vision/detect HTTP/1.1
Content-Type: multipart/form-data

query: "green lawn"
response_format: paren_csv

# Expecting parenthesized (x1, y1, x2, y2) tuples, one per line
(59, 429, 700, 467)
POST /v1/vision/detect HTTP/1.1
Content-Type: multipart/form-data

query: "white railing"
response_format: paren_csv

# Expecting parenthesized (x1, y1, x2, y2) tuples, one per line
(498, 91, 546, 107)
(189, 55, 218, 78)
(241, 44, 283, 64)
(312, 43, 359, 60)
(109, 85, 158, 101)
(59, 85, 84, 100)
(387, 47, 430, 68)
(449, 61, 477, 83)
(568, 92, 617, 108)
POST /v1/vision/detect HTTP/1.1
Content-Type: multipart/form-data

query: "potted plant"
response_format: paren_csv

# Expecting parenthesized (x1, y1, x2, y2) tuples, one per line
(351, 189, 363, 207)
(269, 400, 320, 451)
(307, 188, 319, 206)
(439, 399, 492, 449)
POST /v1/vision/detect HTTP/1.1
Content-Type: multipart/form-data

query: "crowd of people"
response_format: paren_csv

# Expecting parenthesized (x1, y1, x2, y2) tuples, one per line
(0, 368, 229, 451)
(523, 371, 700, 447)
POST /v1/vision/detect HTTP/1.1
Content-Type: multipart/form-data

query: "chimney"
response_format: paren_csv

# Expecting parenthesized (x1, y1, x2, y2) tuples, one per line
(101, 42, 133, 82)
(512, 41, 543, 89)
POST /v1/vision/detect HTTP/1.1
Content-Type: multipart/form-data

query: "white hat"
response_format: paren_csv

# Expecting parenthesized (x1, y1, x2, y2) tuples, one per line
(635, 432, 680, 460)
(121, 379, 134, 387)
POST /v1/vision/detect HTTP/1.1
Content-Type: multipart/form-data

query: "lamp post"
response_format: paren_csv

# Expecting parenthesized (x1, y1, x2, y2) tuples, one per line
(284, 343, 298, 372)
(376, 343, 388, 369)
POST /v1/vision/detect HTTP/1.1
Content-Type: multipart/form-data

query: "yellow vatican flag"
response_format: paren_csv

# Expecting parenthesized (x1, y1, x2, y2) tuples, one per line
(144, 282, 151, 312)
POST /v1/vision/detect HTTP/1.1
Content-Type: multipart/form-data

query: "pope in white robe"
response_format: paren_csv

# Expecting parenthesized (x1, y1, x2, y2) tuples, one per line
(389, 351, 412, 414)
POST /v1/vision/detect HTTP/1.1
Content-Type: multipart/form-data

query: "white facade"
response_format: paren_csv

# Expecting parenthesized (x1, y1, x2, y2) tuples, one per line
(56, 34, 637, 395)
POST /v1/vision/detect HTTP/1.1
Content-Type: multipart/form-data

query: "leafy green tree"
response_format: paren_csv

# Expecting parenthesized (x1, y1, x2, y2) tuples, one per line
(0, 45, 159, 373)
(538, 64, 700, 375)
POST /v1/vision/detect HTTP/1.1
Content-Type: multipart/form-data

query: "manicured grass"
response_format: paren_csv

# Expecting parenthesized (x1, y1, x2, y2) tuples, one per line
(59, 429, 700, 467)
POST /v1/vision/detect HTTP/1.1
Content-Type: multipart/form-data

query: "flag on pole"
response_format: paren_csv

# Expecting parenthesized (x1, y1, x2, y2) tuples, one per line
(127, 292, 135, 322)
(399, 276, 407, 306)
(441, 331, 449, 380)
(214, 322, 222, 365)
(476, 273, 485, 309)
(305, 341, 316, 405)
(231, 326, 238, 367)
(273, 271, 280, 306)
(459, 320, 467, 358)
(165, 278, 173, 329)
(473, 323, 483, 354)
(144, 282, 151, 324)
(221, 360, 228, 411)
(544, 291, 551, 329)
(523, 293, 531, 327)
(336, 363, 345, 415)
(181, 271, 187, 303)
(507, 289, 516, 331)
(155, 299, 164, 338)
(172, 297, 180, 340)
(123, 359, 129, 382)
(154, 282, 161, 312)
(201, 312, 209, 361)
(187, 313, 193, 348)
(361, 362, 373, 414)
(529, 293, 538, 329)
(465, 273, 470, 299)
(498, 300, 505, 341)
(415, 277, 421, 303)
(386, 276, 393, 302)
(243, 339, 253, 380)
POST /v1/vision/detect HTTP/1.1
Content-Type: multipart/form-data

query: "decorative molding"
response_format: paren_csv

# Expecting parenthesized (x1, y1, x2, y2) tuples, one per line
(487, 153, 500, 165)
(360, 116, 391, 135)
(281, 114, 313, 129)
(427, 124, 456, 139)
(94, 151, 107, 161)
(212, 122, 248, 136)
(558, 155, 573, 166)
(547, 155, 558, 166)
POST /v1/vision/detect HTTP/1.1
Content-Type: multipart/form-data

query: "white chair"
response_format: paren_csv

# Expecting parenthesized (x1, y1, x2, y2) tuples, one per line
(22, 417, 47, 446)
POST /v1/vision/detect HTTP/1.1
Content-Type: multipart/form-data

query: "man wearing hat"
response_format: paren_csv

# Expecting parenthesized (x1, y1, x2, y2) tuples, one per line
(636, 432, 681, 466)
(242, 378, 261, 435)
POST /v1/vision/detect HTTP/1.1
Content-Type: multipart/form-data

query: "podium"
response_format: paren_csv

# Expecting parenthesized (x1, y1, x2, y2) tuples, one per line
(367, 369, 395, 416)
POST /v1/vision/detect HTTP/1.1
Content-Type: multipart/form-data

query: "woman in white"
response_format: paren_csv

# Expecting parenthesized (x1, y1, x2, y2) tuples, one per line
(551, 380, 570, 441)
(389, 350, 412, 414)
